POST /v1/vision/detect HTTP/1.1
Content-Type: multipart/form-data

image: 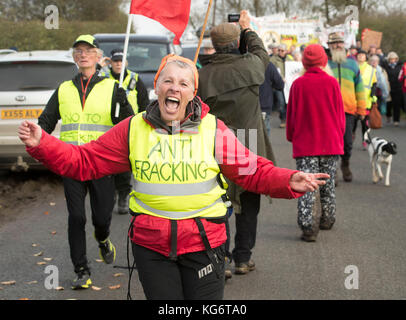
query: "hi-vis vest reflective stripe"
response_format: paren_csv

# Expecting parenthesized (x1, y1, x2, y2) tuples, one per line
(58, 79, 114, 145)
(128, 112, 227, 220)
(104, 70, 139, 114)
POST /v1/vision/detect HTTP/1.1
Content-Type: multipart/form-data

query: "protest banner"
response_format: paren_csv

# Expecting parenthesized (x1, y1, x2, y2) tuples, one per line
(251, 11, 358, 51)
(251, 13, 323, 50)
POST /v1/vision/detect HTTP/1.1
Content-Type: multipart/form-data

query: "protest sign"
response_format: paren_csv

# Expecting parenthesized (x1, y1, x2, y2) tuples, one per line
(284, 61, 304, 103)
(361, 29, 382, 51)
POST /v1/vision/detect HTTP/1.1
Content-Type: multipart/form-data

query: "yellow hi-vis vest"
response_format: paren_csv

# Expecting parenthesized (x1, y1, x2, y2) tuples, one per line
(128, 112, 228, 220)
(104, 70, 139, 114)
(58, 78, 114, 145)
(359, 62, 377, 110)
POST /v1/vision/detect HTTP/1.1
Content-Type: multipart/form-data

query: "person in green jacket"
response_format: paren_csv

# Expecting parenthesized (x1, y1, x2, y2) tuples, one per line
(198, 10, 276, 278)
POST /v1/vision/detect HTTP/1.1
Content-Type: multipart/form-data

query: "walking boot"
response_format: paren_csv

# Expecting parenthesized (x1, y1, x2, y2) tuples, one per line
(341, 159, 353, 182)
(300, 190, 321, 242)
(301, 232, 317, 242)
(234, 260, 256, 275)
(117, 191, 129, 215)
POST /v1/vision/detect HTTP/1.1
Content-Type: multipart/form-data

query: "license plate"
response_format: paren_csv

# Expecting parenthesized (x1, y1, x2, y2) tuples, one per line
(1, 108, 43, 119)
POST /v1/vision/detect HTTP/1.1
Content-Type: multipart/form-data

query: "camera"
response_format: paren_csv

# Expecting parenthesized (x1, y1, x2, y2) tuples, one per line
(228, 13, 240, 23)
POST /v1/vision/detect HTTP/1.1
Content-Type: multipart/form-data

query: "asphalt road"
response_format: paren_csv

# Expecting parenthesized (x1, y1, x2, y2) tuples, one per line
(1, 114, 405, 301)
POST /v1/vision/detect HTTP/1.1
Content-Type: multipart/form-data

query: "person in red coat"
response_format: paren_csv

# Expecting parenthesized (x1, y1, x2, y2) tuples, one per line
(286, 44, 346, 242)
(19, 54, 329, 300)
(399, 61, 406, 119)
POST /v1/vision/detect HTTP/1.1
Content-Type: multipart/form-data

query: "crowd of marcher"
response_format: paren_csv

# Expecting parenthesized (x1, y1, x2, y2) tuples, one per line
(260, 37, 406, 130)
(17, 10, 405, 300)
(260, 31, 405, 242)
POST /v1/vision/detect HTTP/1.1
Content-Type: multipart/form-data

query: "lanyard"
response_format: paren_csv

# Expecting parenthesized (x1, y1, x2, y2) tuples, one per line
(80, 74, 94, 110)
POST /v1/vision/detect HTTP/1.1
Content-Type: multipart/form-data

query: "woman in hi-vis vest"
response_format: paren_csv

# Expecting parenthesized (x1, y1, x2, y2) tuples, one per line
(19, 54, 329, 300)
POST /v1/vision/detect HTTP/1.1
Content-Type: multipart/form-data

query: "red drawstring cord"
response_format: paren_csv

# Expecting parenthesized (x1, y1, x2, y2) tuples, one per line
(80, 74, 94, 110)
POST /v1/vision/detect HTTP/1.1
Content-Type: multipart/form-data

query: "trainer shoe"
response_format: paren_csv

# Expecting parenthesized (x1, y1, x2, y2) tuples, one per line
(98, 237, 116, 264)
(71, 267, 92, 290)
(234, 260, 255, 275)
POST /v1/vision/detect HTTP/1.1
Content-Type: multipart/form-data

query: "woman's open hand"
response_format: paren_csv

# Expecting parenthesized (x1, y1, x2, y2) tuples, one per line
(289, 172, 330, 193)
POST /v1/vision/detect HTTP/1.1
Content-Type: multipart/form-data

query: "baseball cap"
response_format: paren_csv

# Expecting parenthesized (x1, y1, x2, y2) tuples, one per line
(73, 34, 99, 48)
(110, 48, 124, 61)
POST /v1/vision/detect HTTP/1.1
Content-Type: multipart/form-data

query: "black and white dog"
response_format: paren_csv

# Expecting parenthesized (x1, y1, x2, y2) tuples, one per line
(364, 129, 397, 186)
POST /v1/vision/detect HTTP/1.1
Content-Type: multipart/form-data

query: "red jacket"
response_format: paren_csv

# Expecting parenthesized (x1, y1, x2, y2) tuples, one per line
(399, 62, 406, 93)
(286, 67, 346, 158)
(27, 101, 303, 257)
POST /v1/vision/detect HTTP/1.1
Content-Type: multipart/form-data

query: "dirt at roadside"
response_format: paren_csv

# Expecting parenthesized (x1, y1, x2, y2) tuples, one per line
(0, 171, 63, 225)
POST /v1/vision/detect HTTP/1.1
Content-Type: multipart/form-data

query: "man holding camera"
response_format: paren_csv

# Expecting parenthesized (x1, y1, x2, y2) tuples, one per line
(198, 10, 276, 276)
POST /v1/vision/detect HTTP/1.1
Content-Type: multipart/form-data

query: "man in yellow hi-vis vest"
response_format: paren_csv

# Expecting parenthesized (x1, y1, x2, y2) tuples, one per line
(38, 35, 134, 290)
(100, 48, 150, 114)
(99, 49, 149, 215)
(354, 50, 377, 148)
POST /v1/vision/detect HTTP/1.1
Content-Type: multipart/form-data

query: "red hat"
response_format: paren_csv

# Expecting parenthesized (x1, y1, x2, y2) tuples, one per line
(302, 44, 328, 69)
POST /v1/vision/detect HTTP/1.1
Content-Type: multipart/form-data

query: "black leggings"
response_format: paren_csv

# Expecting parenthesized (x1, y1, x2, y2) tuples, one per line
(63, 176, 115, 273)
(132, 243, 225, 300)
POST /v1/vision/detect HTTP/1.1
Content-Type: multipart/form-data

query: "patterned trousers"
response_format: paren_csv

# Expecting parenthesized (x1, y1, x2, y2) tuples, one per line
(295, 156, 339, 234)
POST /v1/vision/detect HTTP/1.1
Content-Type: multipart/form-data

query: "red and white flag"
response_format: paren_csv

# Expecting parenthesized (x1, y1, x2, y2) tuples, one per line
(130, 0, 191, 44)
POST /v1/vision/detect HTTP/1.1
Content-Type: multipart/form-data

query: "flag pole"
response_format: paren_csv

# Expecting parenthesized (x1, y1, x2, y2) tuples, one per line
(115, 13, 133, 118)
(193, 0, 213, 64)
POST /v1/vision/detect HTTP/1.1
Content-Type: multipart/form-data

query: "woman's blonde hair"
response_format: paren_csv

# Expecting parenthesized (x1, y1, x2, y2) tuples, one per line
(387, 51, 399, 61)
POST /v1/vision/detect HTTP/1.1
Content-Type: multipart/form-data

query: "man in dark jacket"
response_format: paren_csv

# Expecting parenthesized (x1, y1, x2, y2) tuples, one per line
(198, 10, 276, 276)
(381, 52, 404, 125)
(259, 61, 285, 136)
